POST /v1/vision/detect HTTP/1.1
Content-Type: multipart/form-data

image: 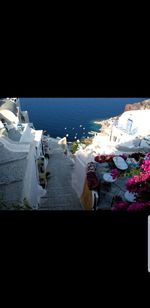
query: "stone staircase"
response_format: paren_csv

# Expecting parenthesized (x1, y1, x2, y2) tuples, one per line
(39, 138, 82, 210)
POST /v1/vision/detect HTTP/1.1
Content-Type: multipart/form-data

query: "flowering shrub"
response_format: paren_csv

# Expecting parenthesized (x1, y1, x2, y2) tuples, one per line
(94, 154, 114, 163)
(110, 168, 120, 179)
(140, 159, 150, 173)
(110, 152, 150, 211)
(112, 201, 129, 211)
(127, 202, 145, 211)
(125, 155, 150, 195)
(112, 196, 150, 211)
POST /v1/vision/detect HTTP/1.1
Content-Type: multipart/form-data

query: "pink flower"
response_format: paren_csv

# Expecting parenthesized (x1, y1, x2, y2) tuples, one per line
(140, 159, 150, 172)
(127, 202, 145, 211)
(112, 201, 129, 211)
(125, 172, 150, 193)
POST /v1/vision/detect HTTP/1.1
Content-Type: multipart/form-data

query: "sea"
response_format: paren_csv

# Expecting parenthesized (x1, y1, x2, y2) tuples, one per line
(20, 98, 147, 142)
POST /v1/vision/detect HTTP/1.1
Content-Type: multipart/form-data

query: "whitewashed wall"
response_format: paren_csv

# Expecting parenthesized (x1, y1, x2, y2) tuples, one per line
(118, 110, 150, 134)
(22, 144, 44, 208)
(72, 155, 86, 198)
(20, 124, 34, 143)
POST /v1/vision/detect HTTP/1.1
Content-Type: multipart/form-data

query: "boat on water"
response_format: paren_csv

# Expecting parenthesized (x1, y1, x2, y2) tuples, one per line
(79, 125, 82, 127)
(88, 131, 96, 135)
(66, 134, 69, 137)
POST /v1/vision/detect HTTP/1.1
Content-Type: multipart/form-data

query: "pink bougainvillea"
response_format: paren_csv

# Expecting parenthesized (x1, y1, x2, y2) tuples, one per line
(127, 202, 145, 211)
(125, 172, 150, 193)
(140, 159, 150, 172)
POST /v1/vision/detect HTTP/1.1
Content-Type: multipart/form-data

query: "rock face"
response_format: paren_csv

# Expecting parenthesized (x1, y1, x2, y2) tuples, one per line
(124, 99, 150, 111)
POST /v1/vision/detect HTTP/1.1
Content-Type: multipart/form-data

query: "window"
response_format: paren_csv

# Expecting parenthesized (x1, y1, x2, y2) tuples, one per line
(113, 136, 117, 142)
(126, 119, 133, 133)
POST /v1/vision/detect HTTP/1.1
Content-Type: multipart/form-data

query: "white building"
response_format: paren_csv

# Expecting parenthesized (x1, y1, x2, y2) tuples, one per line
(110, 110, 150, 147)
(0, 98, 48, 209)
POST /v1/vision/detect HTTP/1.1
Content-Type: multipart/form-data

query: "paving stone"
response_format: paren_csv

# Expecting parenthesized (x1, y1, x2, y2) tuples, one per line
(39, 139, 82, 210)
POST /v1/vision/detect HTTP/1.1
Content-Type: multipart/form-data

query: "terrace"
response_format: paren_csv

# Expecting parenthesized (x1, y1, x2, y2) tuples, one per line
(82, 152, 150, 211)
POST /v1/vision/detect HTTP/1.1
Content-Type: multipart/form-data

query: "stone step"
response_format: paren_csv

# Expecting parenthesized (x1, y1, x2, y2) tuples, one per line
(39, 143, 82, 210)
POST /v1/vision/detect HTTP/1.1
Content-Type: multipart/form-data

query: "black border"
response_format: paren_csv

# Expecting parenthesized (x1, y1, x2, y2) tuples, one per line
(0, 210, 149, 277)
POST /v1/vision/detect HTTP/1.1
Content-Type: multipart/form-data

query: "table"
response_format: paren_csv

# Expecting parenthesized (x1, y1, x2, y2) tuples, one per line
(95, 162, 130, 210)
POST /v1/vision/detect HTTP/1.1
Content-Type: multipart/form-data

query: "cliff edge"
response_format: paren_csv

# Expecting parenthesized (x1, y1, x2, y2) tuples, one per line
(124, 99, 150, 111)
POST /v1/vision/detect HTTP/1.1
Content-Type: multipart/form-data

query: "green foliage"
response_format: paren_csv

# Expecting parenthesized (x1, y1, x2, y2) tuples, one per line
(118, 167, 141, 178)
(130, 167, 141, 176)
(70, 142, 79, 154)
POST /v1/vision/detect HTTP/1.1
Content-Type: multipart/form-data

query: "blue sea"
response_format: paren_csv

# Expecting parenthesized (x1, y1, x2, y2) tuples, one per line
(20, 98, 147, 142)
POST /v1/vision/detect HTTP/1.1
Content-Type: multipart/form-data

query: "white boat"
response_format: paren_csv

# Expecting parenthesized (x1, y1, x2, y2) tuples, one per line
(66, 134, 69, 137)
(80, 125, 82, 127)
(88, 131, 96, 135)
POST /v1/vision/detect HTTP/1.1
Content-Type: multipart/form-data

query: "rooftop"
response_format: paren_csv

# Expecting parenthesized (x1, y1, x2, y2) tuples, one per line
(0, 98, 18, 116)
